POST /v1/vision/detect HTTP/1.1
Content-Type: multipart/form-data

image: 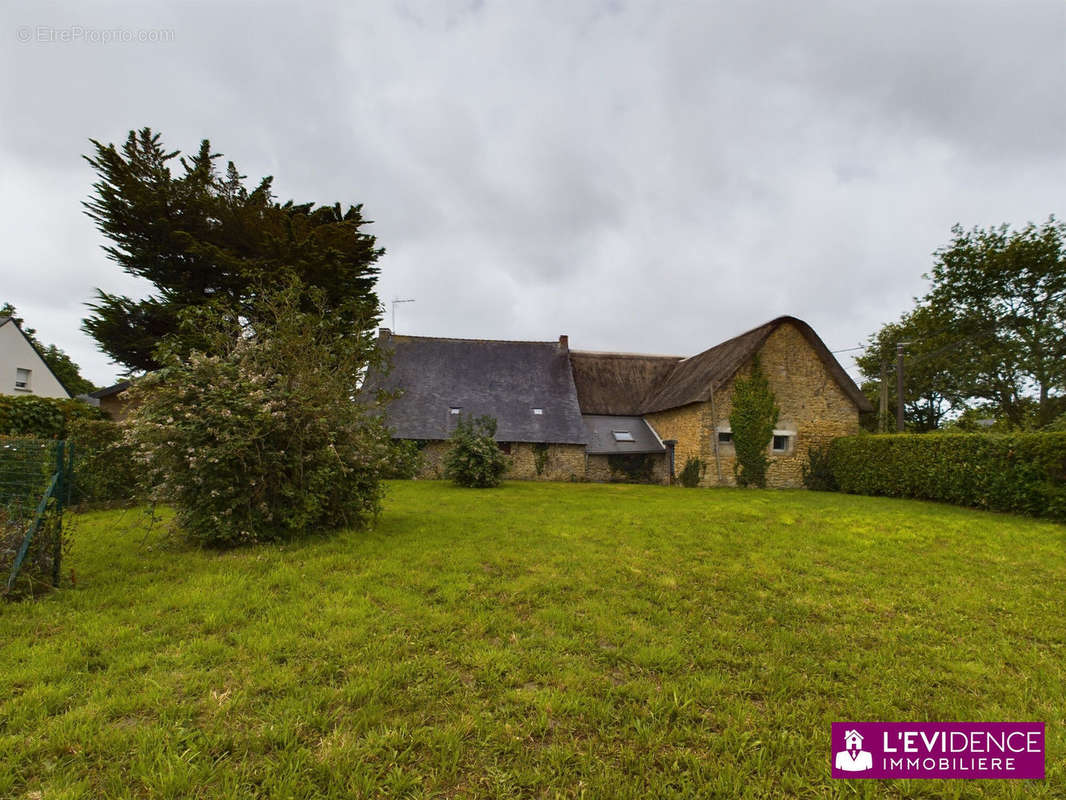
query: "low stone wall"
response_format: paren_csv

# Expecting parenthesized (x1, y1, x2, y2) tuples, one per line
(413, 440, 586, 482)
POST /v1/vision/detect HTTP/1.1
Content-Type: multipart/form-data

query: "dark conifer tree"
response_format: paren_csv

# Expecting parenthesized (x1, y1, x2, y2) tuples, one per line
(82, 128, 383, 371)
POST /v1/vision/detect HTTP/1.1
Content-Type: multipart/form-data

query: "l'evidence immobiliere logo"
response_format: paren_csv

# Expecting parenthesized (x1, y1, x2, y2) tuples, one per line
(831, 722, 1044, 780)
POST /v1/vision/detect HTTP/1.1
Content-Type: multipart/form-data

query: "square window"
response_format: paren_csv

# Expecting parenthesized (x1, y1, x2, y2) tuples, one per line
(449, 407, 461, 415)
(717, 431, 733, 444)
(532, 408, 543, 415)
(15, 367, 30, 390)
(772, 434, 790, 452)
(612, 430, 635, 442)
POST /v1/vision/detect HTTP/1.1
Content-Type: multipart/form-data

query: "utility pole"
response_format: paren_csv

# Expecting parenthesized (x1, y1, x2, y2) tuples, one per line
(896, 343, 905, 433)
(879, 361, 889, 433)
(391, 298, 415, 332)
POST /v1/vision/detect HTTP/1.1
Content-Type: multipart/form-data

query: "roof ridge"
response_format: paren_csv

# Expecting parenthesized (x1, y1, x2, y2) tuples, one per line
(390, 333, 559, 346)
(571, 350, 683, 359)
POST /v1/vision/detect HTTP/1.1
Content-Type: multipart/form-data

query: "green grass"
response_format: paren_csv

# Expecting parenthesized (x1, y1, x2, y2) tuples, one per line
(1, 482, 1063, 799)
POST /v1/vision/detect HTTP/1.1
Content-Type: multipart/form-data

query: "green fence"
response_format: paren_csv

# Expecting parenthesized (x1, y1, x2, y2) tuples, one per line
(1, 437, 73, 596)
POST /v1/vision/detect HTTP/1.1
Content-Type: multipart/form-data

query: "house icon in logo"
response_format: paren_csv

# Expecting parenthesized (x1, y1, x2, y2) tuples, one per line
(835, 729, 873, 772)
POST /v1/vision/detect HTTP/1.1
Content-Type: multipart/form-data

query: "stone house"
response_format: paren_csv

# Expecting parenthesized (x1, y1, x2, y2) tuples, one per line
(371, 316, 872, 487)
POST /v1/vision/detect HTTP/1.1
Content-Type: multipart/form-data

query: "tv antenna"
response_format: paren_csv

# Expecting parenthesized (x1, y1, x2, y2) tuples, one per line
(392, 298, 415, 331)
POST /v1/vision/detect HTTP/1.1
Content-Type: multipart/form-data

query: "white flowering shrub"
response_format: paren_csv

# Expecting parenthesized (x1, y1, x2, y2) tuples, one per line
(125, 287, 392, 546)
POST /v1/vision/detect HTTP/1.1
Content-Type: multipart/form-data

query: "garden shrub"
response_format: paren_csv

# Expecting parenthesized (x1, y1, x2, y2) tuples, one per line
(0, 395, 105, 439)
(382, 439, 424, 479)
(443, 416, 508, 488)
(66, 418, 138, 506)
(125, 286, 393, 546)
(829, 432, 1066, 521)
(678, 456, 706, 488)
(801, 444, 837, 491)
(729, 357, 779, 488)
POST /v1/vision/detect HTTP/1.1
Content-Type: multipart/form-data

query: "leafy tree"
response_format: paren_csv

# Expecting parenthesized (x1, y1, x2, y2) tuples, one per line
(729, 357, 779, 488)
(1, 303, 96, 395)
(443, 416, 508, 488)
(124, 283, 392, 545)
(925, 218, 1065, 427)
(858, 217, 1065, 430)
(855, 303, 965, 432)
(82, 128, 383, 372)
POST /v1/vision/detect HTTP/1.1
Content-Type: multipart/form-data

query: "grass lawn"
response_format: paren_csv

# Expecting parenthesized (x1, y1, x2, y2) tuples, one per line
(1, 482, 1063, 799)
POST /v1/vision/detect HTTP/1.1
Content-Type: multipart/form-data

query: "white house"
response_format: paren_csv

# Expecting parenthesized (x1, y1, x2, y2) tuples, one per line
(0, 316, 70, 399)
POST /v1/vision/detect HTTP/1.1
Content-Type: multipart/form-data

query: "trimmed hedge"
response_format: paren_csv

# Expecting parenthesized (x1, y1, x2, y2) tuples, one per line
(829, 433, 1066, 521)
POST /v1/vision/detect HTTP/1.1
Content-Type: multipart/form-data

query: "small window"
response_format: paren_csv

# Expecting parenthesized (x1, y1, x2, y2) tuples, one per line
(14, 368, 30, 390)
(612, 430, 635, 442)
(498, 442, 512, 454)
(532, 408, 543, 415)
(717, 431, 733, 444)
(772, 434, 790, 452)
(449, 407, 461, 415)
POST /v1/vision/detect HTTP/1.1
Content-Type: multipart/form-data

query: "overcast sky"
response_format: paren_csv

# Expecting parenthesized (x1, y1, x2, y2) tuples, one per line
(2, 0, 1064, 388)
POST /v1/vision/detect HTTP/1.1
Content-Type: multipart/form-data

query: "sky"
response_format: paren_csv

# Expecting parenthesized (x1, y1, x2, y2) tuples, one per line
(2, 0, 1064, 389)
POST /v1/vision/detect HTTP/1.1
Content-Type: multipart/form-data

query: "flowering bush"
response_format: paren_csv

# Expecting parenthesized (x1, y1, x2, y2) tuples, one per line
(124, 287, 392, 545)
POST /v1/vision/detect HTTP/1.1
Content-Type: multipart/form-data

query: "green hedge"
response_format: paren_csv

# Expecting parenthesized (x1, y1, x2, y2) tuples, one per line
(67, 419, 139, 507)
(0, 395, 106, 439)
(829, 433, 1066, 521)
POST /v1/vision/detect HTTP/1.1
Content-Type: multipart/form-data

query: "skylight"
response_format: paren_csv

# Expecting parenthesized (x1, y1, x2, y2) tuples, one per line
(611, 430, 635, 442)
(532, 408, 544, 415)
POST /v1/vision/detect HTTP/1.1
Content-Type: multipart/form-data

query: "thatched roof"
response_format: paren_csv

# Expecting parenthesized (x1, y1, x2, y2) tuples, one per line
(367, 333, 587, 443)
(569, 351, 682, 415)
(368, 318, 872, 444)
(641, 316, 873, 413)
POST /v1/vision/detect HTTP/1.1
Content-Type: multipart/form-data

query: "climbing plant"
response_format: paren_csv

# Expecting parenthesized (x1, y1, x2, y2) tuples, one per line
(729, 356, 779, 488)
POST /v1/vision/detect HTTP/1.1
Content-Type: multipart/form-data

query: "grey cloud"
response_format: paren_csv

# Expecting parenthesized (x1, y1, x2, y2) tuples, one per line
(1, 0, 1063, 387)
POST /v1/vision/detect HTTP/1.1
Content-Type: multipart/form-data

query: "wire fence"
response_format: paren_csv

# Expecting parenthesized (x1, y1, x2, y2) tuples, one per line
(1, 437, 73, 597)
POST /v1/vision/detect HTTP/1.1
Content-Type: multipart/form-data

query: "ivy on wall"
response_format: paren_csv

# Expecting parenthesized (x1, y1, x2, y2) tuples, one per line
(729, 356, 779, 488)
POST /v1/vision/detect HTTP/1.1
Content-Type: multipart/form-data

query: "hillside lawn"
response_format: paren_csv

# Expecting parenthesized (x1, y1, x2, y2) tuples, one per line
(1, 481, 1062, 799)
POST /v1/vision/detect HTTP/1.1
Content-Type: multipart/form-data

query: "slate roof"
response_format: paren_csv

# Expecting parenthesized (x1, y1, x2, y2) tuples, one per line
(582, 415, 666, 455)
(367, 333, 587, 443)
(89, 380, 132, 399)
(369, 317, 872, 445)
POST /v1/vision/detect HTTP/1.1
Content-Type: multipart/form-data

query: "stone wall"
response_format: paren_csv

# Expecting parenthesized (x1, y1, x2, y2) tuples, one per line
(413, 440, 586, 482)
(688, 322, 861, 488)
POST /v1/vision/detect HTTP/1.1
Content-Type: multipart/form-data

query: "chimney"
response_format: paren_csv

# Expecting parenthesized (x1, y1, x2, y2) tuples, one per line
(558, 334, 569, 352)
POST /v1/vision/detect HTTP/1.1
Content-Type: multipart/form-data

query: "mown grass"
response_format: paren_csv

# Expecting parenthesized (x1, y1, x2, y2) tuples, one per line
(1, 482, 1063, 799)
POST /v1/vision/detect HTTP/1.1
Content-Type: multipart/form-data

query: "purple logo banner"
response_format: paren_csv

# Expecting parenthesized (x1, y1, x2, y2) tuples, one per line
(831, 722, 1044, 780)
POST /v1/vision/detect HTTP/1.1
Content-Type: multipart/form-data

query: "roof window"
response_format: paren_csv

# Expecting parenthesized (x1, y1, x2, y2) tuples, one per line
(611, 430, 635, 442)
(532, 408, 543, 415)
(449, 407, 461, 415)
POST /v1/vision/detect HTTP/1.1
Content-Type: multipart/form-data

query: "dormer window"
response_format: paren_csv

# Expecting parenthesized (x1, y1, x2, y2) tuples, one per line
(611, 430, 635, 442)
(532, 408, 543, 415)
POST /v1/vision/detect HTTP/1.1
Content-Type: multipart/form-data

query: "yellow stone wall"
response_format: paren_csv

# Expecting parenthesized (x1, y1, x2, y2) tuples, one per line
(653, 322, 860, 488)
